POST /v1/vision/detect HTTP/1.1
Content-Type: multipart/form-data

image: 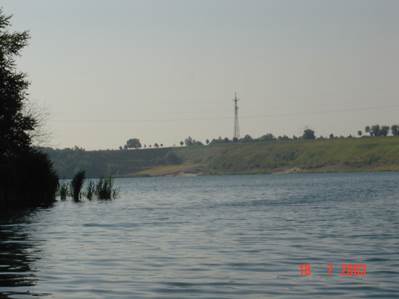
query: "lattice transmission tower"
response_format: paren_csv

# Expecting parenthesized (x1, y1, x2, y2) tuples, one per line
(233, 92, 240, 140)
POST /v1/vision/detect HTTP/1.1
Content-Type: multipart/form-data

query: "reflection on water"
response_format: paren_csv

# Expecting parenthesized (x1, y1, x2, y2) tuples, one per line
(0, 211, 37, 298)
(0, 173, 399, 298)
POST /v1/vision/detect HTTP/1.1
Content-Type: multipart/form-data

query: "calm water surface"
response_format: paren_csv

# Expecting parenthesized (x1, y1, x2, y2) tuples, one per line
(1, 173, 398, 298)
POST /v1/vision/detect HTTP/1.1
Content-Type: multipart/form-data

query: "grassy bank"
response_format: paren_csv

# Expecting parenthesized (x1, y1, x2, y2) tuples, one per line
(43, 136, 399, 178)
(175, 136, 399, 175)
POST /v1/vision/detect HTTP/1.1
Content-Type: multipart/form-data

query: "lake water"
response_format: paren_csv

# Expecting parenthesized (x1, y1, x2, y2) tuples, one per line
(0, 173, 398, 298)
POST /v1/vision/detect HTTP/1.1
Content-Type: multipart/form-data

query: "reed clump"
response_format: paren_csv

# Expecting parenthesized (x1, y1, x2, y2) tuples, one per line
(70, 171, 85, 201)
(95, 177, 118, 200)
(56, 173, 118, 201)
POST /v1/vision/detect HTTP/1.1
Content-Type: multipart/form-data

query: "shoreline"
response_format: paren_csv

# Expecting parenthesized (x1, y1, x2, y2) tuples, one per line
(124, 165, 399, 178)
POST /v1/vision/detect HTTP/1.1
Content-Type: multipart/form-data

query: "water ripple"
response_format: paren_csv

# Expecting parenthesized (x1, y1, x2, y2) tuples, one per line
(1, 173, 399, 298)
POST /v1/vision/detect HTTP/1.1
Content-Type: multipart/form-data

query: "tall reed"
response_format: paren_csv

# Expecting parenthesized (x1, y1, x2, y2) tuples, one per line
(85, 181, 95, 200)
(71, 171, 85, 201)
(59, 182, 69, 200)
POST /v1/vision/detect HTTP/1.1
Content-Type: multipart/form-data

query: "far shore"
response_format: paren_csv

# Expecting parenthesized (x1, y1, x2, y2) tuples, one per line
(44, 136, 399, 179)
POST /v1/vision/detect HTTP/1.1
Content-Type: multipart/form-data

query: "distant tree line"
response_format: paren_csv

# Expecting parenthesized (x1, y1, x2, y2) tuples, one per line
(363, 125, 399, 137)
(176, 125, 399, 148)
(116, 124, 399, 152)
(179, 129, 317, 147)
(119, 138, 165, 150)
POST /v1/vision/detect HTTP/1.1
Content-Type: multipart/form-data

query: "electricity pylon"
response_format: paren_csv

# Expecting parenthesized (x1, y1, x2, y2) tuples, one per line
(233, 92, 240, 140)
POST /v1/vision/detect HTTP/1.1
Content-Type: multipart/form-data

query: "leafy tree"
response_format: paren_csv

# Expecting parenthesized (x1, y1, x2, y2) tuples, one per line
(184, 136, 193, 146)
(329, 134, 334, 139)
(357, 130, 362, 137)
(365, 126, 371, 136)
(241, 134, 253, 143)
(210, 137, 225, 145)
(302, 129, 316, 140)
(0, 10, 35, 159)
(184, 136, 203, 146)
(279, 135, 290, 141)
(205, 139, 210, 145)
(391, 125, 399, 136)
(180, 141, 184, 146)
(0, 9, 58, 208)
(380, 126, 389, 137)
(125, 138, 141, 149)
(259, 133, 275, 142)
(371, 125, 380, 137)
(365, 125, 395, 137)
(366, 124, 389, 137)
(154, 143, 159, 148)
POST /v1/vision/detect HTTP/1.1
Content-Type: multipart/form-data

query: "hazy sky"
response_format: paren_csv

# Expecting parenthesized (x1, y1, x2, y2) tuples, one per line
(2, 0, 399, 149)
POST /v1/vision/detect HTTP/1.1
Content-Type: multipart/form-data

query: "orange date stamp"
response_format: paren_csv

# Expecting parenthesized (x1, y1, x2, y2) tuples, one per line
(299, 263, 367, 277)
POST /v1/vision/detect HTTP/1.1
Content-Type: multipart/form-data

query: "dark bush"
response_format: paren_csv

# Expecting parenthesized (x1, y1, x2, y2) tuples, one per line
(0, 150, 59, 209)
